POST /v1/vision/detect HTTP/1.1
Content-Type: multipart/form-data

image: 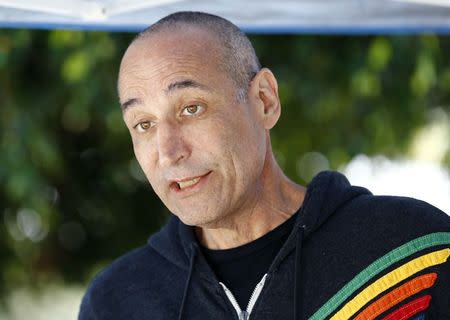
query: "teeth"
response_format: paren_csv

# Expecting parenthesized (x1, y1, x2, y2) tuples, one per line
(178, 177, 201, 189)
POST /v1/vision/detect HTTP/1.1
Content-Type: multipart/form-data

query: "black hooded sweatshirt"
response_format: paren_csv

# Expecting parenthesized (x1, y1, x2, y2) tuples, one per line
(79, 171, 450, 320)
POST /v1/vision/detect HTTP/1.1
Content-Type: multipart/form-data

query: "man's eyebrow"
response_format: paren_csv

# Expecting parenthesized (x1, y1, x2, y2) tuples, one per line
(120, 80, 211, 112)
(120, 98, 142, 112)
(165, 79, 212, 94)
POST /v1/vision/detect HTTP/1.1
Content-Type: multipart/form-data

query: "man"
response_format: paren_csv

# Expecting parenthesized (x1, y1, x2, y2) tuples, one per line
(79, 11, 450, 320)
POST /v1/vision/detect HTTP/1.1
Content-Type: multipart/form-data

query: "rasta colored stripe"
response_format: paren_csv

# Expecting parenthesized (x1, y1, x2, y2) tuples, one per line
(330, 249, 449, 319)
(382, 295, 431, 320)
(308, 232, 450, 320)
(353, 273, 437, 320)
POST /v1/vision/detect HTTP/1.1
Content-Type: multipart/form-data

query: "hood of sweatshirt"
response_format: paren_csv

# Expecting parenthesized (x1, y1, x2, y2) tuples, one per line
(148, 170, 371, 275)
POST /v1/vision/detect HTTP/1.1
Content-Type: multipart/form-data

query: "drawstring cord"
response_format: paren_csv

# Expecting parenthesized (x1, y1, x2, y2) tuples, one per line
(294, 225, 305, 320)
(178, 243, 197, 320)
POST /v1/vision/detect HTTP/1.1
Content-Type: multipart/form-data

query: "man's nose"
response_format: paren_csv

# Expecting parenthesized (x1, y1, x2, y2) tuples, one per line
(156, 121, 189, 167)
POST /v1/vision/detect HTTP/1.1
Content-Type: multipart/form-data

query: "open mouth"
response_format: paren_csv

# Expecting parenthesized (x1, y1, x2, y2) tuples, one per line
(170, 171, 211, 193)
(177, 177, 201, 189)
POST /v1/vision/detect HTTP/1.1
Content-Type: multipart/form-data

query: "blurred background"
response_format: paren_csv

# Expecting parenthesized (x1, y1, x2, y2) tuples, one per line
(0, 29, 449, 318)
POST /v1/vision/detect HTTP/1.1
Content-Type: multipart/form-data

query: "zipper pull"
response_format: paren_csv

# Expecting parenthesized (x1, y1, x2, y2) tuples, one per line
(239, 310, 249, 320)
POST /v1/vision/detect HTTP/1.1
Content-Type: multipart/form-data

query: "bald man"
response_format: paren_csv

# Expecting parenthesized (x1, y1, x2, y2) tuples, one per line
(79, 12, 450, 320)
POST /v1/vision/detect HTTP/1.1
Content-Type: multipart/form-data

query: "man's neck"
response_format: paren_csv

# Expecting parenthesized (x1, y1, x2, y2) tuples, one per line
(195, 152, 306, 250)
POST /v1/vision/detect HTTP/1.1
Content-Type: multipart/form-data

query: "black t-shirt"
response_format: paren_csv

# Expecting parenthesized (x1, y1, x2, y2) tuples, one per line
(201, 213, 297, 310)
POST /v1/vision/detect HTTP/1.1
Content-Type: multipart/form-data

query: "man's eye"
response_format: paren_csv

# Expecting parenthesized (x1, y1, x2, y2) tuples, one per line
(134, 121, 153, 133)
(181, 105, 204, 116)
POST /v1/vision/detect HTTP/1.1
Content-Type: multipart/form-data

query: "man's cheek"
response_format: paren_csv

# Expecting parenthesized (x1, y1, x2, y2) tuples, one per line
(133, 139, 153, 163)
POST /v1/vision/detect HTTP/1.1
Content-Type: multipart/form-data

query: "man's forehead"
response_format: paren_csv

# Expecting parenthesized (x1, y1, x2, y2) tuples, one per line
(119, 32, 226, 91)
(117, 25, 236, 113)
(120, 28, 223, 78)
(119, 53, 221, 95)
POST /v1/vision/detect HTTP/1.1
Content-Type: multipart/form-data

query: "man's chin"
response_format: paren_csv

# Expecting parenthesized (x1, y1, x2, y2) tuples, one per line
(174, 211, 222, 228)
(176, 214, 208, 227)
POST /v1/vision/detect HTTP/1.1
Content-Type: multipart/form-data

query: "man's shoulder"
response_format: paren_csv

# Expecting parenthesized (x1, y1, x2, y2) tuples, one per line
(342, 193, 450, 230)
(79, 242, 180, 319)
(85, 217, 186, 295)
(84, 245, 156, 297)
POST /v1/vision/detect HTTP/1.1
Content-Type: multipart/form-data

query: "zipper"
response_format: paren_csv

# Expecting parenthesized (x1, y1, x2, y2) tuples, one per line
(220, 274, 268, 320)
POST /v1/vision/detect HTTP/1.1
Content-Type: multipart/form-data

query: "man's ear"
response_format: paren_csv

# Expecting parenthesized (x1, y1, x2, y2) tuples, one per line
(248, 68, 281, 130)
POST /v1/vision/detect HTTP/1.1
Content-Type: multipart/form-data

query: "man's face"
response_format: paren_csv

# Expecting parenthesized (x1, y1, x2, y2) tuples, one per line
(118, 27, 267, 227)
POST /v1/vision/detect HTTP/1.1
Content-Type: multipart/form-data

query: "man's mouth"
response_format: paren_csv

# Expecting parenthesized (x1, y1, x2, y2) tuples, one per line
(177, 177, 201, 189)
(170, 171, 212, 193)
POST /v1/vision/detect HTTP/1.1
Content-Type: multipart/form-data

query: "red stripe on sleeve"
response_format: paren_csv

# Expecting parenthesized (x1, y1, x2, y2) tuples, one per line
(382, 295, 431, 320)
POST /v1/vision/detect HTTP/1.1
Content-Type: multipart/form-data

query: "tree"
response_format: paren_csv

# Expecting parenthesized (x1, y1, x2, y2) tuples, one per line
(0, 29, 449, 296)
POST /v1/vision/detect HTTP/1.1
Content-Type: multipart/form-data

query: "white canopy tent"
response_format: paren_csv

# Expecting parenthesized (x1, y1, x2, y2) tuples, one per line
(0, 0, 450, 33)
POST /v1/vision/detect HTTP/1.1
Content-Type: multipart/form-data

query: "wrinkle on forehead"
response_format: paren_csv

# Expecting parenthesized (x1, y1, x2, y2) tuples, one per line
(122, 55, 209, 83)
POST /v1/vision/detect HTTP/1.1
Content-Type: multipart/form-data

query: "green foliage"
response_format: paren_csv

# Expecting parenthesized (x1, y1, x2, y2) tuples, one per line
(0, 30, 449, 295)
